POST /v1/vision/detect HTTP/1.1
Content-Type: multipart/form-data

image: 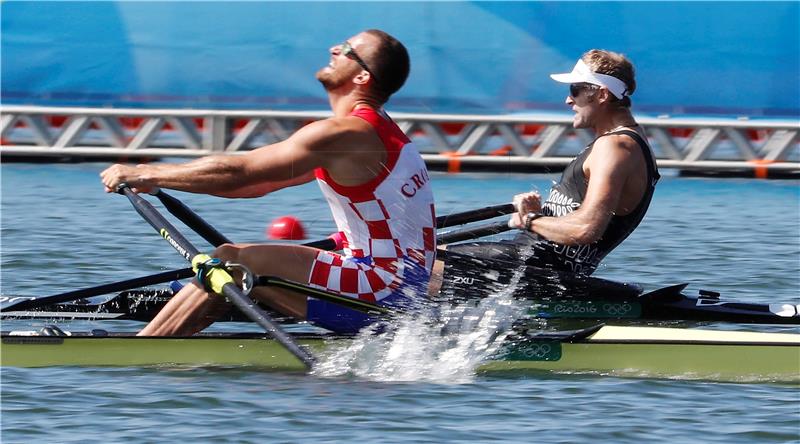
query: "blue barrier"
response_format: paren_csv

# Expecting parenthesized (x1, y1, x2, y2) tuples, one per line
(1, 2, 798, 117)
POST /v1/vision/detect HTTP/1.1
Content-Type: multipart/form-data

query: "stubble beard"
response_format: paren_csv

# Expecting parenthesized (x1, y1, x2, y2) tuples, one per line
(316, 68, 348, 92)
(573, 112, 591, 129)
(572, 103, 600, 129)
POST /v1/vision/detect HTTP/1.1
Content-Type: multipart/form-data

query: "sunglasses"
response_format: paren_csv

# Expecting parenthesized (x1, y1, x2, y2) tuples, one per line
(569, 83, 598, 98)
(341, 41, 377, 82)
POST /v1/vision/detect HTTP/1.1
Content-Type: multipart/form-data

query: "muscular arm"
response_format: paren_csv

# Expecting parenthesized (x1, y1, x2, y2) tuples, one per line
(211, 171, 316, 198)
(101, 119, 350, 197)
(515, 136, 638, 245)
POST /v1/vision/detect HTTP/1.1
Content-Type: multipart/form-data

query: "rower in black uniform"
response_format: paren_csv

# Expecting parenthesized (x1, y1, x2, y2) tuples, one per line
(431, 49, 660, 300)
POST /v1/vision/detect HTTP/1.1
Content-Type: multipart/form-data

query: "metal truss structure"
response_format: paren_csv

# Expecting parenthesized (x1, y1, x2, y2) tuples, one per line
(2, 105, 798, 177)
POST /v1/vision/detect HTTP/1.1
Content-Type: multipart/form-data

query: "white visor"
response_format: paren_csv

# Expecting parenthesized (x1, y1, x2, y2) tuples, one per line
(550, 59, 629, 99)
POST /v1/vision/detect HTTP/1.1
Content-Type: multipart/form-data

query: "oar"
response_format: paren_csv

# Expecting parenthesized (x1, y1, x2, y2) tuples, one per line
(156, 187, 511, 246)
(253, 275, 393, 316)
(0, 268, 195, 312)
(150, 188, 231, 245)
(2, 201, 514, 313)
(437, 220, 513, 244)
(118, 185, 315, 368)
(2, 279, 394, 321)
(1, 288, 299, 323)
(435, 203, 515, 229)
(152, 188, 338, 250)
(2, 239, 339, 313)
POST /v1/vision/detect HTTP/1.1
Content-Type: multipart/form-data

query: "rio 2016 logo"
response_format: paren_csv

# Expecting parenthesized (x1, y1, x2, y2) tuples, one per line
(553, 303, 598, 314)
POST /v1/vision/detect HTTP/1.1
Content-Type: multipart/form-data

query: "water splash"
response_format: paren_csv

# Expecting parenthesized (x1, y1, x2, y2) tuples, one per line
(313, 268, 530, 383)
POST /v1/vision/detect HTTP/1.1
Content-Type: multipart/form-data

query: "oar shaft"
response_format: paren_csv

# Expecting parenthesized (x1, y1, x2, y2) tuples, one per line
(303, 237, 338, 250)
(156, 188, 339, 251)
(124, 189, 200, 260)
(437, 220, 513, 245)
(157, 187, 516, 250)
(436, 203, 515, 229)
(152, 189, 232, 246)
(119, 187, 315, 368)
(1, 268, 195, 312)
(256, 275, 393, 316)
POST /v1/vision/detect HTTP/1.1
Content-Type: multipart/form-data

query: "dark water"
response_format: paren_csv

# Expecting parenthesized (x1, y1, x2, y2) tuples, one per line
(1, 163, 799, 443)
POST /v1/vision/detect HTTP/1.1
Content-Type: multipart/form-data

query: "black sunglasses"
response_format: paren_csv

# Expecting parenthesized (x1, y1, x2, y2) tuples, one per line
(569, 83, 598, 98)
(341, 41, 377, 81)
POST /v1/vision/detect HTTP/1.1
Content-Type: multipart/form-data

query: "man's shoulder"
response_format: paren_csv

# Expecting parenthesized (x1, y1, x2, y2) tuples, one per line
(592, 132, 646, 161)
(586, 132, 646, 176)
(596, 131, 642, 150)
(295, 115, 374, 147)
(317, 114, 374, 131)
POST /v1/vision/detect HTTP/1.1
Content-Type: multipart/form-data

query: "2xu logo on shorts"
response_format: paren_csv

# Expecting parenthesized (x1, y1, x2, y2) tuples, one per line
(452, 276, 475, 285)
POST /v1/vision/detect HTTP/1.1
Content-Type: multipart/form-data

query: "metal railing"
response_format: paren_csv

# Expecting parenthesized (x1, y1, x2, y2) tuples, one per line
(1, 105, 798, 176)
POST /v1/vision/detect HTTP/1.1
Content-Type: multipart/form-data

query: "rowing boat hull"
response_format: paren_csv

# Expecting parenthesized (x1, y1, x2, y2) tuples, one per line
(484, 342, 799, 382)
(1, 335, 316, 371)
(3, 326, 798, 382)
(488, 326, 800, 382)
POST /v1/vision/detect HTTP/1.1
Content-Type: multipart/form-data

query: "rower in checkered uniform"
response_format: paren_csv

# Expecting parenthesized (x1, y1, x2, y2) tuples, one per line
(307, 106, 436, 332)
(104, 30, 433, 337)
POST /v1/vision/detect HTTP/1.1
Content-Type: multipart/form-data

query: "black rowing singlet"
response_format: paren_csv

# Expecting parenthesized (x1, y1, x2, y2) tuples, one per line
(516, 129, 660, 274)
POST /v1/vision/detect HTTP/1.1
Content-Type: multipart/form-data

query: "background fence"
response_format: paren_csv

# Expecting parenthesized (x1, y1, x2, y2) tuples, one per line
(2, 106, 797, 178)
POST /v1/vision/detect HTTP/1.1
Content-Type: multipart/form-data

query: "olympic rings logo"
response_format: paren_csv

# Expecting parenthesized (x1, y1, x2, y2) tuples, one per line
(601, 303, 633, 316)
(519, 343, 553, 359)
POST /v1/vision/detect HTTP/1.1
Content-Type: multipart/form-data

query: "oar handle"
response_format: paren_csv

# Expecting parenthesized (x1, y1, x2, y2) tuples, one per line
(118, 185, 315, 369)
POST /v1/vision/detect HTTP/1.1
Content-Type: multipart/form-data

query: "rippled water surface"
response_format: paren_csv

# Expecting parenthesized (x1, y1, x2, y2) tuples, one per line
(2, 163, 799, 443)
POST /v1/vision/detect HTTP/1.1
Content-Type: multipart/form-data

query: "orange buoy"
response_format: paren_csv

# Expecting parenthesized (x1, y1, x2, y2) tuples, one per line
(267, 216, 306, 240)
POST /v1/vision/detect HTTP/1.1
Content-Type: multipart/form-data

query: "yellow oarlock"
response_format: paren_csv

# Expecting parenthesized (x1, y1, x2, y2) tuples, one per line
(191, 253, 235, 294)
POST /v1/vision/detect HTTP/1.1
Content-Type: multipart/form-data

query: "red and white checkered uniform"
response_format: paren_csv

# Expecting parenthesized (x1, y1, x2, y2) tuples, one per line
(308, 107, 436, 306)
